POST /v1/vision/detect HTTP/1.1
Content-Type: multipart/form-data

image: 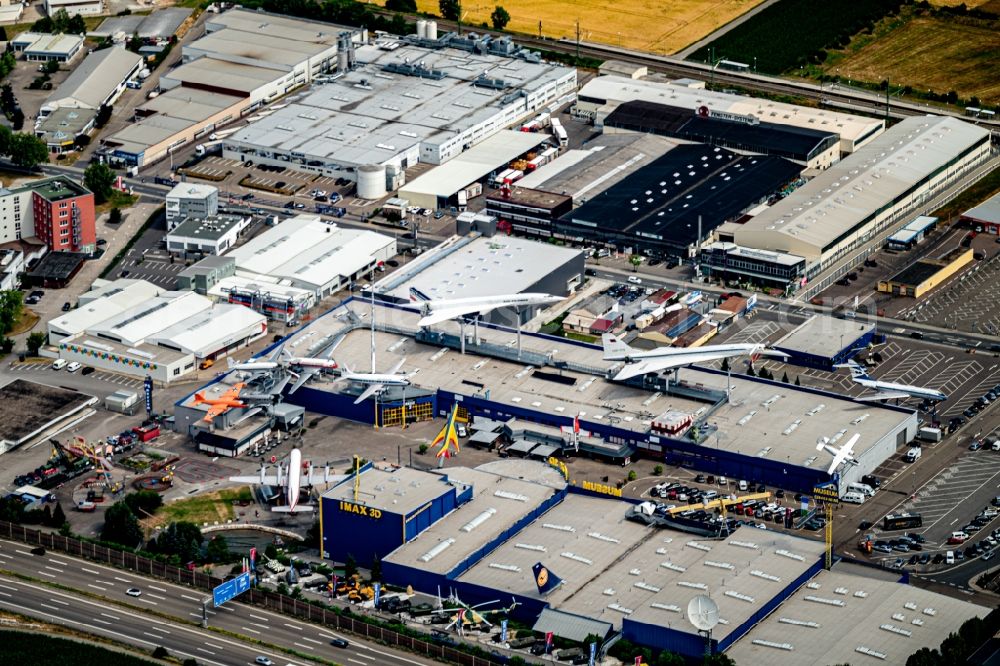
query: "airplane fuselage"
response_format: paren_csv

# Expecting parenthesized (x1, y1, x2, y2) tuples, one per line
(344, 373, 410, 387)
(856, 377, 947, 402)
(417, 293, 561, 311)
(290, 357, 339, 370)
(605, 342, 764, 363)
(287, 447, 302, 511)
(230, 361, 279, 371)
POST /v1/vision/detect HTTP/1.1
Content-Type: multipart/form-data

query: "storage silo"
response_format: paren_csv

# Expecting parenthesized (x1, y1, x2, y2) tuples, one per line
(416, 19, 428, 39)
(426, 20, 438, 40)
(357, 165, 388, 200)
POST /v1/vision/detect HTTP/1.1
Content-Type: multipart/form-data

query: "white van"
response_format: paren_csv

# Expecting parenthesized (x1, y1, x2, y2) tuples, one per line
(946, 551, 955, 565)
(738, 480, 748, 492)
(847, 482, 876, 497)
(841, 491, 866, 504)
(51, 359, 67, 370)
(627, 276, 642, 285)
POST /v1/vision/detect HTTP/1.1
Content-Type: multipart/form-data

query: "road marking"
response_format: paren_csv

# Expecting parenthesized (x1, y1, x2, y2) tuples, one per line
(81, 567, 99, 574)
(242, 626, 260, 634)
(15, 549, 31, 556)
(135, 597, 158, 605)
(204, 642, 223, 650)
(40, 603, 60, 611)
(96, 580, 115, 586)
(250, 622, 267, 629)
(0, 553, 10, 559)
(284, 622, 303, 630)
(181, 594, 201, 601)
(87, 584, 106, 591)
(215, 604, 235, 612)
(48, 598, 68, 605)
(360, 646, 429, 666)
(294, 642, 315, 650)
(91, 617, 111, 625)
(101, 612, 119, 620)
(197, 648, 215, 655)
(0, 591, 10, 597)
(114, 576, 131, 583)
(248, 613, 268, 621)
(148, 585, 166, 592)
(147, 593, 166, 600)
(347, 659, 367, 666)
(189, 613, 202, 619)
(44, 566, 63, 573)
(300, 636, 321, 644)
(142, 632, 163, 639)
(38, 571, 56, 578)
(0, 583, 17, 591)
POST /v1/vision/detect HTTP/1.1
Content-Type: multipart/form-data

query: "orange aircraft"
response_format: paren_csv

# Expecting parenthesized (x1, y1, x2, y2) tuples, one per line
(193, 383, 247, 422)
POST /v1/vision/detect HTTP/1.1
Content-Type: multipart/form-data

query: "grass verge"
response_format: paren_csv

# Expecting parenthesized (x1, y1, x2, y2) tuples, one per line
(157, 487, 252, 525)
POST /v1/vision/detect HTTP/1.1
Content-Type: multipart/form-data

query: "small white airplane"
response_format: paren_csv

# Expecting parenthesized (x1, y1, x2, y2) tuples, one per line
(816, 433, 861, 475)
(835, 361, 947, 402)
(229, 447, 346, 512)
(336, 358, 413, 404)
(227, 344, 284, 372)
(409, 287, 562, 328)
(602, 334, 789, 381)
(228, 337, 344, 394)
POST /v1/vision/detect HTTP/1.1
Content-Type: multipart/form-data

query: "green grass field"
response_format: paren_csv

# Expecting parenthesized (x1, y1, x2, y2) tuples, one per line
(158, 487, 252, 525)
(0, 630, 160, 665)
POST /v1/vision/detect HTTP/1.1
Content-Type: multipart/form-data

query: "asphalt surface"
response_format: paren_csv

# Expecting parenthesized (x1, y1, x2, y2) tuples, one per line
(0, 539, 435, 666)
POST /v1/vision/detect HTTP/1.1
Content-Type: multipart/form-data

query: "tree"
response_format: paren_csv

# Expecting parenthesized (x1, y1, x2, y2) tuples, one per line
(50, 502, 67, 528)
(42, 59, 59, 75)
(205, 535, 231, 563)
(703, 654, 736, 666)
(123, 490, 163, 517)
(109, 207, 123, 225)
(0, 290, 22, 335)
(627, 470, 637, 482)
(155, 522, 204, 562)
(370, 554, 382, 582)
(67, 13, 86, 34)
(653, 465, 663, 475)
(0, 125, 10, 156)
(782, 371, 789, 383)
(655, 651, 686, 666)
(74, 134, 91, 150)
(101, 501, 143, 547)
(0, 51, 15, 79)
(31, 16, 53, 33)
(51, 8, 70, 33)
(385, 0, 416, 11)
(906, 648, 941, 666)
(182, 659, 200, 666)
(152, 646, 169, 659)
(84, 162, 116, 203)
(264, 543, 278, 560)
(0, 26, 7, 41)
(344, 553, 358, 580)
(8, 133, 48, 169)
(95, 103, 112, 128)
(629, 254, 643, 272)
(746, 365, 756, 377)
(720, 357, 729, 372)
(490, 5, 510, 29)
(439, 0, 460, 20)
(795, 375, 801, 386)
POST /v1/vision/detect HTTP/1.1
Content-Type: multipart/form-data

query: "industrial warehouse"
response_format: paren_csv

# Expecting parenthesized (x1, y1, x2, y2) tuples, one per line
(220, 34, 575, 184)
(314, 458, 986, 660)
(708, 116, 991, 290)
(182, 291, 916, 493)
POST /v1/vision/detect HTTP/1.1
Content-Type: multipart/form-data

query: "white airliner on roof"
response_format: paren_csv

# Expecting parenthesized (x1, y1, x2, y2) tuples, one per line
(602, 334, 788, 381)
(410, 287, 562, 327)
(835, 361, 947, 402)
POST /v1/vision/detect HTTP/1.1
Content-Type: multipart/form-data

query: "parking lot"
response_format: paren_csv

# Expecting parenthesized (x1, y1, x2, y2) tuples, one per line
(116, 250, 189, 289)
(757, 336, 1000, 426)
(900, 250, 1000, 336)
(8, 359, 149, 391)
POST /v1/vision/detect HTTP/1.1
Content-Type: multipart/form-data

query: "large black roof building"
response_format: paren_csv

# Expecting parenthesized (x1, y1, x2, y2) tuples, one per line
(558, 143, 802, 258)
(604, 100, 840, 168)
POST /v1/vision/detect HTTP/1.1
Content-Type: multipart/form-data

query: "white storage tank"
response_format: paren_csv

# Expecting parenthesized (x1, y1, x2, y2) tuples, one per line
(416, 19, 427, 39)
(357, 164, 387, 200)
(426, 20, 438, 40)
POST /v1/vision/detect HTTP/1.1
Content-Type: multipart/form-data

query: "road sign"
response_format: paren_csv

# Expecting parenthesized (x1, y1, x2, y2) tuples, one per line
(213, 571, 251, 607)
(143, 376, 153, 415)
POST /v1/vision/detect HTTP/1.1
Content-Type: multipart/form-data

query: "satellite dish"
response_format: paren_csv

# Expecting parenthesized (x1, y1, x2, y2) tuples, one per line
(687, 595, 720, 632)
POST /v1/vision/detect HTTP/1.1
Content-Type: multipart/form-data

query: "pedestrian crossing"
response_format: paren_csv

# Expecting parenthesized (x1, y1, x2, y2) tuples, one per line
(9, 361, 145, 388)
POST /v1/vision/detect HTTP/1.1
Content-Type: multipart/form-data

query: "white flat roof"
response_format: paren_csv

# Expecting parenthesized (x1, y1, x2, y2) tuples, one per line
(580, 75, 884, 148)
(775, 314, 874, 357)
(227, 215, 395, 289)
(49, 280, 164, 337)
(17, 32, 82, 56)
(735, 116, 989, 259)
(167, 182, 218, 199)
(377, 234, 582, 301)
(89, 291, 212, 346)
(400, 131, 552, 198)
(148, 303, 265, 357)
(728, 568, 989, 666)
(208, 275, 314, 302)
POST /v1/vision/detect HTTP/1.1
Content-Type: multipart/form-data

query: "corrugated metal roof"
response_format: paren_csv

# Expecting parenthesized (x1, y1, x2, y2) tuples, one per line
(962, 190, 1000, 225)
(532, 607, 612, 643)
(44, 47, 142, 111)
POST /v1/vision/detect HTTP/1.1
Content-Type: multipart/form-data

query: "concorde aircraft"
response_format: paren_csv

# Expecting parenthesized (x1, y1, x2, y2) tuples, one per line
(835, 361, 948, 402)
(229, 448, 346, 512)
(602, 334, 789, 381)
(409, 287, 562, 328)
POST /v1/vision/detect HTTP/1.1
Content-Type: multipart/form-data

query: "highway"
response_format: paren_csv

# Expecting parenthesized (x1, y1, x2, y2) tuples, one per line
(0, 539, 436, 666)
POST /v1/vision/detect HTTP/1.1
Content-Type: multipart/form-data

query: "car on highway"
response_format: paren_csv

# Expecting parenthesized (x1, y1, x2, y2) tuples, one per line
(255, 658, 274, 666)
(330, 638, 349, 648)
(30, 546, 45, 556)
(126, 588, 142, 597)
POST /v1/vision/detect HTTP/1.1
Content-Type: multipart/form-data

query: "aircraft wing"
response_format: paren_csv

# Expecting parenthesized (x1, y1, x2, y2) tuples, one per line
(288, 367, 319, 394)
(855, 390, 913, 402)
(201, 403, 228, 422)
(612, 349, 760, 381)
(271, 373, 292, 394)
(229, 474, 281, 485)
(388, 357, 406, 375)
(353, 383, 384, 405)
(418, 307, 482, 327)
(321, 334, 345, 359)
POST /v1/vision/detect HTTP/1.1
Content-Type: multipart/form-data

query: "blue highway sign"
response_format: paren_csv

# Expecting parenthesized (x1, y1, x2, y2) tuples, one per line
(213, 571, 251, 607)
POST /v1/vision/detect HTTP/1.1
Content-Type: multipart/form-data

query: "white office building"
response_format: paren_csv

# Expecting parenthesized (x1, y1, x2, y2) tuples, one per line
(166, 214, 251, 256)
(166, 182, 219, 228)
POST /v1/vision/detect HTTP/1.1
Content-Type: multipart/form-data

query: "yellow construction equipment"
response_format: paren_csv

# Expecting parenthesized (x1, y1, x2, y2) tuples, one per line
(665, 492, 771, 517)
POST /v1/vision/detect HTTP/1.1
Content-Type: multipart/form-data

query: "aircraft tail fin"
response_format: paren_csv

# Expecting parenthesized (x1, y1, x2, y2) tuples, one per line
(192, 392, 206, 405)
(834, 361, 868, 379)
(601, 333, 632, 358)
(532, 562, 563, 595)
(409, 287, 432, 302)
(272, 505, 315, 513)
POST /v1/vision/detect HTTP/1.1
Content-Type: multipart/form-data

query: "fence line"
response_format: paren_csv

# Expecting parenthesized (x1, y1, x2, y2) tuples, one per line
(0, 521, 505, 666)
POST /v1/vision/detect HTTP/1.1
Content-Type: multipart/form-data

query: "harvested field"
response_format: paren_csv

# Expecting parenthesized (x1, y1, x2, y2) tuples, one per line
(826, 16, 1000, 105)
(381, 0, 767, 54)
